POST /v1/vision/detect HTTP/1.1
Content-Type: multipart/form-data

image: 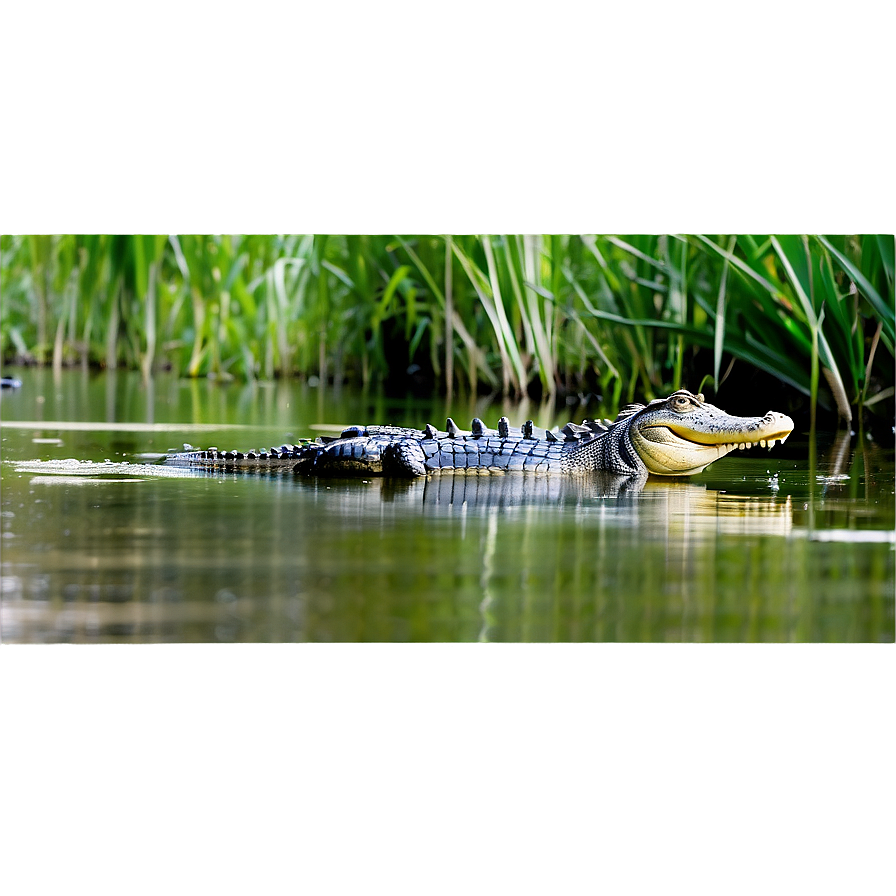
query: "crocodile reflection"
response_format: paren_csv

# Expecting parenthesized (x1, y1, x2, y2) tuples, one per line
(339, 472, 794, 539)
(395, 470, 646, 505)
(12, 456, 794, 538)
(4, 458, 812, 645)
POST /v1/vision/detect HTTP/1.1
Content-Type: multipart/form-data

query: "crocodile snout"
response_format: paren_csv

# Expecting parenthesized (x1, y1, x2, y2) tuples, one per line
(762, 411, 795, 439)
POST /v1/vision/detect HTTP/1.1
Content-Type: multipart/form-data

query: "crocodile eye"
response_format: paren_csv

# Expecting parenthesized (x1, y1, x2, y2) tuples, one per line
(674, 396, 690, 408)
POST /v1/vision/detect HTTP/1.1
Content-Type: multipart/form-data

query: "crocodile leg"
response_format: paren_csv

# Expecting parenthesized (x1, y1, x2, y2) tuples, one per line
(383, 441, 428, 476)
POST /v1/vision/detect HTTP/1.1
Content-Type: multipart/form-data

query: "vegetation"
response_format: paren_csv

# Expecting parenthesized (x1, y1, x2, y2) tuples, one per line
(1, 234, 892, 421)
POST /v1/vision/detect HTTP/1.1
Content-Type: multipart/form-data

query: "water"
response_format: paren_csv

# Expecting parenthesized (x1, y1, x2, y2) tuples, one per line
(1, 369, 893, 642)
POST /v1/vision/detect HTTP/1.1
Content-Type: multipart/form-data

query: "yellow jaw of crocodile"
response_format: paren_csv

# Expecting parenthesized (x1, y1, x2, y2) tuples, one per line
(630, 403, 795, 477)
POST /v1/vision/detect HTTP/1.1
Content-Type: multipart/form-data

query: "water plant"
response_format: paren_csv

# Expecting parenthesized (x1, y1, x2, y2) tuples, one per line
(1, 234, 892, 421)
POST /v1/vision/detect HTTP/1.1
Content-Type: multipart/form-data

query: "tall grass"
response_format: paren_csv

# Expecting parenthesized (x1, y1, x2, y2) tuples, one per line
(1, 234, 892, 420)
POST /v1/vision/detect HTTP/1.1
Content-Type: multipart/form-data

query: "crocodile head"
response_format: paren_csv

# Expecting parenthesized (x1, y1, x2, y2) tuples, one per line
(626, 389, 795, 476)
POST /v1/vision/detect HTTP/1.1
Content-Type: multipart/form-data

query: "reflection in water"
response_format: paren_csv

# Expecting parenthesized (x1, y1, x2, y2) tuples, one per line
(2, 456, 889, 643)
(1, 369, 893, 643)
(418, 473, 795, 539)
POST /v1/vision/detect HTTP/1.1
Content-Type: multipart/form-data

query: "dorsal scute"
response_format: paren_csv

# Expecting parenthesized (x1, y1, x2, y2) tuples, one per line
(613, 396, 667, 424)
(334, 415, 621, 446)
(614, 403, 645, 422)
(560, 421, 593, 442)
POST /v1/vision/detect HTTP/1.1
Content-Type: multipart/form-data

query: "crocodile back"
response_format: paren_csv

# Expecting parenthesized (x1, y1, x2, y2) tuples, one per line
(413, 436, 572, 473)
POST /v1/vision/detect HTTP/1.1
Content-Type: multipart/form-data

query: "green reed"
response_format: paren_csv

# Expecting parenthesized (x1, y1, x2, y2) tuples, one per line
(1, 234, 892, 421)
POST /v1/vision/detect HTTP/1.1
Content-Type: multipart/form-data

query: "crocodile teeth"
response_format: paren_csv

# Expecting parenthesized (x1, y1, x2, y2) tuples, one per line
(767, 439, 777, 448)
(759, 439, 767, 448)
(737, 443, 746, 450)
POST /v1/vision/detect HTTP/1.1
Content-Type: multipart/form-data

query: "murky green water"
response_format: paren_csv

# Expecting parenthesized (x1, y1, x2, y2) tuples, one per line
(1, 369, 893, 642)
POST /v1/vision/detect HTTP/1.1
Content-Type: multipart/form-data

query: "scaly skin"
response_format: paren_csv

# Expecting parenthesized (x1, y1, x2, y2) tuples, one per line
(164, 389, 794, 479)
(602, 390, 795, 476)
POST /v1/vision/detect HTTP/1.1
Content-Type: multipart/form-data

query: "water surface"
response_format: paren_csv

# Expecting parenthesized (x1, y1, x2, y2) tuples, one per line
(2, 369, 893, 642)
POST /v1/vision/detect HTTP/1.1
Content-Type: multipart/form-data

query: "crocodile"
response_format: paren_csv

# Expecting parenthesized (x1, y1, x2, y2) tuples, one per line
(164, 389, 795, 479)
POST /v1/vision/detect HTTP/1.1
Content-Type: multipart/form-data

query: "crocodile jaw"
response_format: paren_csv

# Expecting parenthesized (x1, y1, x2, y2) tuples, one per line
(631, 412, 795, 476)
